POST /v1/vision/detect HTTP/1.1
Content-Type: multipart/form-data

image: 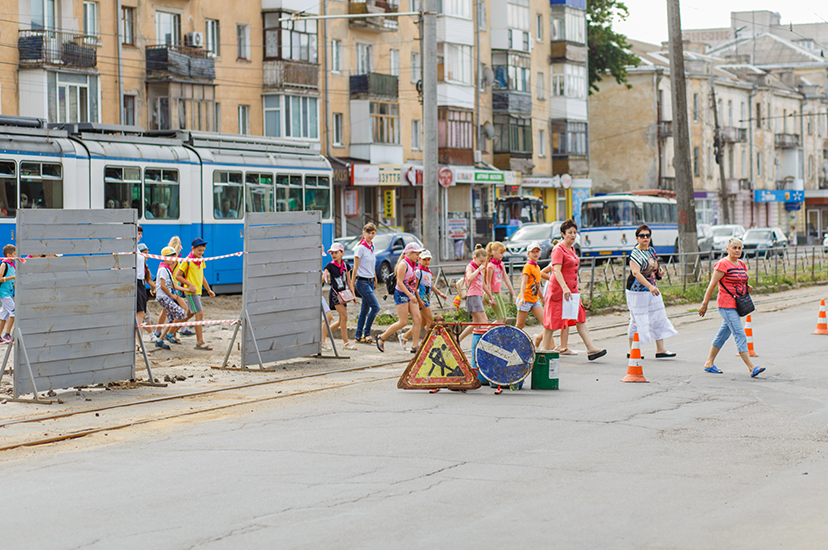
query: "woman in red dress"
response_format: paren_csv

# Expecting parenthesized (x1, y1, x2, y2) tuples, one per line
(541, 220, 606, 361)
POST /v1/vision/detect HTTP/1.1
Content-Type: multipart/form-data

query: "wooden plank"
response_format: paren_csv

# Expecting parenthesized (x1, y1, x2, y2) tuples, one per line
(17, 268, 136, 290)
(18, 209, 136, 225)
(247, 236, 322, 255)
(23, 337, 134, 365)
(248, 283, 321, 303)
(27, 324, 134, 348)
(20, 238, 134, 256)
(19, 254, 134, 274)
(246, 211, 320, 227)
(245, 254, 323, 278)
(246, 295, 321, 316)
(247, 317, 320, 342)
(14, 365, 135, 396)
(249, 342, 320, 367)
(17, 312, 132, 333)
(244, 270, 320, 291)
(15, 296, 135, 322)
(246, 223, 320, 240)
(19, 223, 136, 241)
(20, 282, 135, 306)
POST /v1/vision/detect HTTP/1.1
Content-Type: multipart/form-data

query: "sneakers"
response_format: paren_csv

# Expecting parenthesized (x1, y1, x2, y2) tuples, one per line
(154, 330, 162, 339)
(155, 339, 171, 350)
(180, 328, 196, 337)
(0, 334, 11, 344)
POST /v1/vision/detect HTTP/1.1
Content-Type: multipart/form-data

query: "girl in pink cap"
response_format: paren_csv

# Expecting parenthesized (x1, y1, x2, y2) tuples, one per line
(325, 242, 358, 351)
(377, 242, 423, 353)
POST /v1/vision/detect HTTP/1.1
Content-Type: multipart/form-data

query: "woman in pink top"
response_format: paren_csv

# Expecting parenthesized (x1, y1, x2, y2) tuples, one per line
(377, 243, 424, 353)
(459, 245, 492, 342)
(485, 241, 516, 324)
(698, 237, 764, 377)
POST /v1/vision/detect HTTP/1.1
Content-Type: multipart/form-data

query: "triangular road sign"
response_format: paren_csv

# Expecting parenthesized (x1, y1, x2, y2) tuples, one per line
(398, 324, 481, 390)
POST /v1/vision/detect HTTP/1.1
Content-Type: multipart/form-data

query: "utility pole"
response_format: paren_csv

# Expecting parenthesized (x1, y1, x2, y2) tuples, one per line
(709, 81, 731, 224)
(422, 0, 440, 260)
(666, 0, 698, 262)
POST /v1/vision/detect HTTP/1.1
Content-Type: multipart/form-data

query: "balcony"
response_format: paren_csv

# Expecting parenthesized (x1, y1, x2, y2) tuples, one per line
(775, 178, 804, 191)
(349, 73, 398, 99)
(146, 45, 215, 81)
(722, 126, 747, 143)
(18, 29, 97, 69)
(263, 60, 319, 91)
(492, 91, 531, 114)
(659, 176, 675, 191)
(439, 148, 474, 165)
(658, 121, 672, 139)
(349, 0, 399, 31)
(774, 133, 801, 148)
(549, 42, 587, 63)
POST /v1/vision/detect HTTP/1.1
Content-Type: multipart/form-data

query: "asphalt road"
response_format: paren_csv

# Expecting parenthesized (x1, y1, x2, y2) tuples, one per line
(3, 294, 828, 549)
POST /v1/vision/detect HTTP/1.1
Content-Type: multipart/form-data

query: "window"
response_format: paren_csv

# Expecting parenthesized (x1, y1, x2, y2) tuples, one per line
(104, 166, 142, 215)
(52, 73, 98, 124)
(206, 19, 220, 57)
(20, 162, 62, 210)
(536, 72, 544, 99)
(551, 15, 563, 41)
(121, 7, 135, 45)
(411, 52, 421, 83)
(478, 1, 486, 30)
(443, 44, 472, 85)
(693, 147, 700, 176)
(31, 0, 57, 30)
(508, 0, 530, 31)
(332, 40, 341, 72)
(356, 43, 373, 75)
(246, 173, 275, 213)
(285, 96, 318, 139)
(727, 100, 733, 127)
(809, 155, 814, 179)
(263, 95, 280, 137)
(443, 0, 471, 19)
(551, 120, 587, 156)
(438, 109, 472, 149)
(756, 103, 762, 129)
(757, 151, 763, 177)
(740, 102, 746, 128)
(264, 12, 318, 62)
(371, 102, 400, 144)
(212, 171, 243, 219)
(494, 116, 532, 154)
(276, 174, 303, 212)
(538, 129, 546, 157)
(741, 148, 746, 178)
(156, 11, 180, 46)
(551, 9, 585, 44)
(493, 52, 530, 92)
(238, 104, 250, 134)
(83, 2, 99, 39)
(390, 49, 400, 76)
(237, 24, 250, 60)
(333, 113, 344, 146)
(124, 95, 135, 126)
(304, 176, 331, 219)
(693, 93, 699, 122)
(0, 162, 16, 217)
(550, 64, 585, 98)
(536, 14, 543, 41)
(144, 169, 179, 219)
(412, 119, 421, 150)
(808, 116, 813, 135)
(215, 103, 222, 133)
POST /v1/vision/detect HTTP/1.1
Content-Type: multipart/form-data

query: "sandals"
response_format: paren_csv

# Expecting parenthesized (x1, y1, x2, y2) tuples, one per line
(587, 349, 607, 361)
(553, 347, 578, 355)
(195, 342, 213, 351)
(357, 336, 372, 344)
(750, 366, 765, 378)
(376, 338, 385, 352)
(655, 351, 676, 358)
(410, 345, 419, 354)
(704, 365, 723, 374)
(344, 342, 357, 351)
(399, 335, 410, 350)
(165, 334, 182, 345)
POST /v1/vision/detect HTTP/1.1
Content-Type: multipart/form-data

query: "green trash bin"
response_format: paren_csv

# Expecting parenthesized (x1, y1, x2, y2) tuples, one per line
(532, 350, 559, 390)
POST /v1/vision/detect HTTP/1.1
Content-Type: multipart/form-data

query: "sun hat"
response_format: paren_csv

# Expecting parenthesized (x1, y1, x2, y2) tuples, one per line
(328, 242, 345, 253)
(161, 246, 177, 257)
(403, 242, 425, 255)
(420, 249, 432, 259)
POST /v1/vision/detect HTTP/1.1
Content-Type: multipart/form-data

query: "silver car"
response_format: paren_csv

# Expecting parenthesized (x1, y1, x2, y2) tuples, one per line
(711, 224, 746, 251)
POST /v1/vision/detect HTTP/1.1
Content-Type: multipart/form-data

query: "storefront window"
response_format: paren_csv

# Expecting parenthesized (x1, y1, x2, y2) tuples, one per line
(245, 172, 274, 213)
(212, 171, 243, 219)
(104, 166, 142, 215)
(20, 162, 62, 209)
(144, 168, 179, 219)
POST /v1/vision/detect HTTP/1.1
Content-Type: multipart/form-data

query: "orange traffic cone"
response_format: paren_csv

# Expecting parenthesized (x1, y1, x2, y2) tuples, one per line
(814, 300, 828, 335)
(621, 333, 649, 383)
(738, 314, 759, 357)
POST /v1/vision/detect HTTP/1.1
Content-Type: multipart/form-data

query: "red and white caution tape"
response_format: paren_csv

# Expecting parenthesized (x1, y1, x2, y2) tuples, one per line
(139, 319, 241, 329)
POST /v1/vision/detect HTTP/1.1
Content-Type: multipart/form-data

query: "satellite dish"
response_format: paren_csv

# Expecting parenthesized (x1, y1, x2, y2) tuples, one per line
(483, 122, 495, 140)
(482, 67, 495, 87)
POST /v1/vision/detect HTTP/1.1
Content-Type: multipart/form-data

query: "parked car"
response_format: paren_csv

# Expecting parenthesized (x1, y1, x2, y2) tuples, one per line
(741, 227, 788, 257)
(823, 233, 828, 252)
(697, 223, 714, 258)
(503, 222, 581, 267)
(711, 224, 746, 252)
(341, 232, 424, 282)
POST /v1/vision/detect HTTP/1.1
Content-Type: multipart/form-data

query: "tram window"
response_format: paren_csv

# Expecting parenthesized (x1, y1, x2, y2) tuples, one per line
(20, 162, 63, 210)
(245, 172, 274, 213)
(304, 176, 331, 219)
(212, 171, 243, 219)
(0, 161, 16, 218)
(144, 168, 179, 219)
(104, 166, 142, 216)
(275, 174, 303, 212)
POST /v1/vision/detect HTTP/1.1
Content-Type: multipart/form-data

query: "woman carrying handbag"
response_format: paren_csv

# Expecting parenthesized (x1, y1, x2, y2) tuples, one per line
(698, 237, 765, 377)
(325, 243, 358, 351)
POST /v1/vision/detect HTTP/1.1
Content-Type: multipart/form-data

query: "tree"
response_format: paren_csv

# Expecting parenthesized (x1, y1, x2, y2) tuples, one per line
(588, 0, 640, 94)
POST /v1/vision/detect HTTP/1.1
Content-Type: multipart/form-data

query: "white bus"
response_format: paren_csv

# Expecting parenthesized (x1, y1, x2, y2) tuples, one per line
(580, 194, 678, 258)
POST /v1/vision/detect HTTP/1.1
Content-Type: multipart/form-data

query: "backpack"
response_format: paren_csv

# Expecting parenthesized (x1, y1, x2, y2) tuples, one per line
(454, 277, 468, 299)
(385, 271, 397, 295)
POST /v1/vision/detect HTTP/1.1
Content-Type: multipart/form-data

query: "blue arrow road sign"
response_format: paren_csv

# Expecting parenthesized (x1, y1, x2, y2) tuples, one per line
(474, 325, 535, 386)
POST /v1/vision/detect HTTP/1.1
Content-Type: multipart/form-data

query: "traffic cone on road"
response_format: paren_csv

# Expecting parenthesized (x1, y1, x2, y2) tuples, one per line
(621, 333, 649, 383)
(738, 315, 759, 357)
(814, 300, 828, 335)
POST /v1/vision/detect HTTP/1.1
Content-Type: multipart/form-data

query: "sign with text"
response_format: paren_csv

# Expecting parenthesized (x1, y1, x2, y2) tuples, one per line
(447, 218, 468, 239)
(754, 189, 804, 203)
(383, 189, 396, 219)
(352, 164, 401, 186)
(343, 188, 359, 217)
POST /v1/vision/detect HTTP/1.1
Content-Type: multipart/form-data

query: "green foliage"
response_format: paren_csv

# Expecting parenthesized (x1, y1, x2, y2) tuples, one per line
(374, 313, 398, 326)
(588, 0, 641, 94)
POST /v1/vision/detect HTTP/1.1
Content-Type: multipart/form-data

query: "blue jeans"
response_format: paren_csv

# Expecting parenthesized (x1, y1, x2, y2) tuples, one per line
(712, 307, 748, 353)
(355, 278, 380, 339)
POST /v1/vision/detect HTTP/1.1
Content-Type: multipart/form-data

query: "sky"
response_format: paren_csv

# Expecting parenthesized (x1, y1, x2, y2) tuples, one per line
(613, 1, 828, 46)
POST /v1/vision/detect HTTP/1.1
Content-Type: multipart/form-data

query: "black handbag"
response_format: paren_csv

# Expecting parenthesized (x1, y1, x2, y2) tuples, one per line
(719, 281, 755, 317)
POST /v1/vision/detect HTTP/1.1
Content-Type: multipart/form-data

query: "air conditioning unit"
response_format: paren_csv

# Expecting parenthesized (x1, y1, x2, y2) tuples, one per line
(474, 150, 482, 163)
(185, 32, 204, 48)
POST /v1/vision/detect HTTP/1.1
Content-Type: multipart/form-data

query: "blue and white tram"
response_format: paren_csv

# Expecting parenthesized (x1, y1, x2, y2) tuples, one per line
(580, 193, 678, 257)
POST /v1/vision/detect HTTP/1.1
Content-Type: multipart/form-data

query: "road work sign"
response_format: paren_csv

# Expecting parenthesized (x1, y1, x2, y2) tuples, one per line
(398, 325, 481, 390)
(473, 326, 534, 387)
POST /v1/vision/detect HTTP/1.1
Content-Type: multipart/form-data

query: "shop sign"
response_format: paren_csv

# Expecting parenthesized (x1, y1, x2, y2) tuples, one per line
(405, 165, 423, 185)
(451, 168, 505, 184)
(344, 188, 359, 217)
(438, 167, 454, 188)
(383, 189, 396, 218)
(754, 189, 804, 203)
(561, 174, 572, 189)
(522, 177, 557, 188)
(447, 218, 468, 239)
(352, 164, 401, 186)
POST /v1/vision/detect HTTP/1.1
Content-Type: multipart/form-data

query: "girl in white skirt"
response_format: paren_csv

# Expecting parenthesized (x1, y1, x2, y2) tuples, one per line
(625, 224, 677, 358)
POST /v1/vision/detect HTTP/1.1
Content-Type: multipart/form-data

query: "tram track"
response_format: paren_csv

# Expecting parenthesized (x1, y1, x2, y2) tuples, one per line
(0, 360, 409, 452)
